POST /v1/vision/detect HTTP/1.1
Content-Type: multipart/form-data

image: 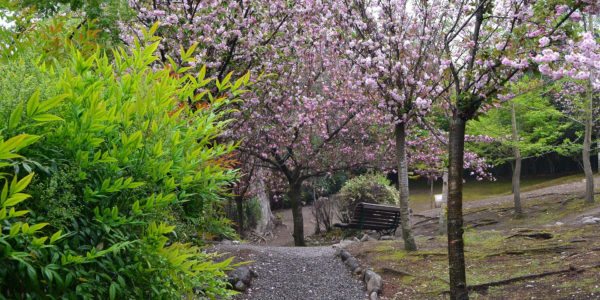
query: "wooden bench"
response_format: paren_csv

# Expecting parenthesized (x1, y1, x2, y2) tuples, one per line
(334, 202, 401, 237)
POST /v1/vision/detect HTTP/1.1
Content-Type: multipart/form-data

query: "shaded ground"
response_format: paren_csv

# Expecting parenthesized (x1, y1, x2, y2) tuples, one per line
(347, 223, 600, 299)
(266, 206, 318, 246)
(266, 175, 599, 246)
(345, 190, 600, 299)
(228, 175, 600, 299)
(213, 244, 366, 300)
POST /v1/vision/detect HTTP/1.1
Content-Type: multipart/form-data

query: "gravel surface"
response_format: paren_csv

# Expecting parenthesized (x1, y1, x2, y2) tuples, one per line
(215, 244, 367, 300)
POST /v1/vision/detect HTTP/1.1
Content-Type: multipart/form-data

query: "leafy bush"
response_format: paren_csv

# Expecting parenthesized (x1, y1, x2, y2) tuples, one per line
(228, 197, 262, 231)
(244, 197, 262, 230)
(0, 22, 245, 299)
(337, 173, 399, 223)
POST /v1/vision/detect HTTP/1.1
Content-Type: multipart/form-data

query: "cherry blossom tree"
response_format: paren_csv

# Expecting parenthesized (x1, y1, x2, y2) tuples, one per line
(532, 12, 598, 203)
(436, 0, 597, 298)
(226, 16, 389, 245)
(122, 1, 294, 79)
(120, 1, 312, 239)
(333, 0, 448, 250)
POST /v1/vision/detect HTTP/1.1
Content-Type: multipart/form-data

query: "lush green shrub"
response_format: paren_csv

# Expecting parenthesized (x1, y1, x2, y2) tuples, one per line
(0, 22, 244, 299)
(226, 197, 262, 232)
(337, 173, 399, 222)
(244, 197, 263, 229)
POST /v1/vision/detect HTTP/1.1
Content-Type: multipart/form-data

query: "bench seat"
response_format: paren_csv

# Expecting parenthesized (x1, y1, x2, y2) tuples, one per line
(334, 202, 401, 236)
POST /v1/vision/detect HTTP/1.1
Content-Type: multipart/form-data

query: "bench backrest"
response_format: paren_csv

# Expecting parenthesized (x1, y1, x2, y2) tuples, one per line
(352, 202, 401, 229)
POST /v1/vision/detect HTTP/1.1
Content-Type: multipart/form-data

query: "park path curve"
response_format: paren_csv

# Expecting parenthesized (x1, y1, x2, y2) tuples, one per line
(214, 244, 367, 300)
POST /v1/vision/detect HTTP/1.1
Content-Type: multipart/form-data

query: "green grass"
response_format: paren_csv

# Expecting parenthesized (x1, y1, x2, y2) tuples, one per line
(409, 173, 584, 211)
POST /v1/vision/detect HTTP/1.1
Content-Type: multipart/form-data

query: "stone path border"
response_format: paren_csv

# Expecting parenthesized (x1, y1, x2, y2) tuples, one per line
(334, 242, 383, 300)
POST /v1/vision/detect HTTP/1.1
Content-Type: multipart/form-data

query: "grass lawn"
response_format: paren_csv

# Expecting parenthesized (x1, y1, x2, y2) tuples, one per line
(409, 173, 584, 211)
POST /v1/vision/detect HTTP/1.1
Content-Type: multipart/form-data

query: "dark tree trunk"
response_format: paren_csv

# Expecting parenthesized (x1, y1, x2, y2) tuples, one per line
(583, 98, 594, 204)
(235, 196, 244, 236)
(447, 114, 468, 300)
(288, 180, 306, 246)
(438, 170, 448, 236)
(597, 135, 600, 175)
(395, 122, 418, 251)
(511, 160, 522, 214)
(429, 178, 435, 209)
(510, 101, 523, 216)
(583, 12, 595, 203)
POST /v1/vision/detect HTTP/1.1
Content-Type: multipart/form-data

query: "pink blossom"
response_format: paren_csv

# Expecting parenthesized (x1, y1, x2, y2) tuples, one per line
(539, 37, 550, 47)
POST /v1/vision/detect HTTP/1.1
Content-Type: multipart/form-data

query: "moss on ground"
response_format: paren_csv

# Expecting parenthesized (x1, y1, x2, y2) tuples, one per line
(351, 220, 600, 299)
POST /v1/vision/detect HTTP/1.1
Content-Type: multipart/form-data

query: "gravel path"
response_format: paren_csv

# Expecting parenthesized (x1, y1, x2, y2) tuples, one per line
(215, 244, 367, 300)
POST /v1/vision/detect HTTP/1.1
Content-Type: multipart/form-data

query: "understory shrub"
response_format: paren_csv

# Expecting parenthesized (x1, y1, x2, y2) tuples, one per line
(227, 197, 262, 231)
(337, 173, 399, 222)
(0, 21, 245, 299)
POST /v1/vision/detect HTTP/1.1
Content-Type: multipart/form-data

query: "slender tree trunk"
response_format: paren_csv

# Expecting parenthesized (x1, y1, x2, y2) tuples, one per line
(429, 178, 435, 208)
(438, 170, 448, 235)
(582, 12, 595, 203)
(288, 180, 306, 246)
(583, 91, 594, 204)
(583, 12, 594, 204)
(395, 122, 417, 251)
(597, 136, 600, 175)
(510, 101, 523, 216)
(447, 115, 468, 300)
(442, 170, 448, 203)
(235, 196, 244, 236)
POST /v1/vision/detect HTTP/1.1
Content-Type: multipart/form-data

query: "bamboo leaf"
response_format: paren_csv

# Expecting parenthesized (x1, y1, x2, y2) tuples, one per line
(9, 103, 24, 129)
(26, 90, 41, 117)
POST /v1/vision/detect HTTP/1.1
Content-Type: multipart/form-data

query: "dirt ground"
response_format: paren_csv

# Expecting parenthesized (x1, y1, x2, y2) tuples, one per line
(343, 176, 600, 299)
(263, 206, 321, 246)
(264, 175, 600, 246)
(254, 176, 600, 299)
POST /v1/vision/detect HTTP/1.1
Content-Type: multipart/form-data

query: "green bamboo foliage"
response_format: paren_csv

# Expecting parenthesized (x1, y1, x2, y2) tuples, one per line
(0, 22, 245, 299)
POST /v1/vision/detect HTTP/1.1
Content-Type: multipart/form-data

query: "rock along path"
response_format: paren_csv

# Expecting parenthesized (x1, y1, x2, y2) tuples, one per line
(214, 244, 367, 300)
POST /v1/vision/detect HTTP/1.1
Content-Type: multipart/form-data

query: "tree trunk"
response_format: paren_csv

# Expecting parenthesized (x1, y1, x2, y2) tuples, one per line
(583, 92, 594, 204)
(582, 12, 595, 203)
(235, 196, 244, 236)
(439, 170, 448, 235)
(447, 115, 468, 300)
(429, 178, 435, 209)
(288, 180, 306, 246)
(597, 136, 600, 175)
(510, 101, 523, 216)
(583, 13, 596, 201)
(395, 122, 418, 251)
(442, 170, 449, 203)
(255, 169, 275, 234)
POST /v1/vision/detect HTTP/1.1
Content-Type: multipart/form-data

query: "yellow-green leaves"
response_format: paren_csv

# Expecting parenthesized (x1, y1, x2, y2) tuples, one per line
(0, 134, 41, 161)
(50, 230, 64, 244)
(26, 90, 41, 117)
(10, 172, 34, 195)
(8, 103, 24, 129)
(19, 90, 66, 126)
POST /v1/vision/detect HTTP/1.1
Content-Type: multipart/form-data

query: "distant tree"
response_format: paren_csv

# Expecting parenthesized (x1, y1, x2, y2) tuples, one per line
(468, 76, 575, 216)
(1, 0, 132, 44)
(534, 12, 598, 203)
